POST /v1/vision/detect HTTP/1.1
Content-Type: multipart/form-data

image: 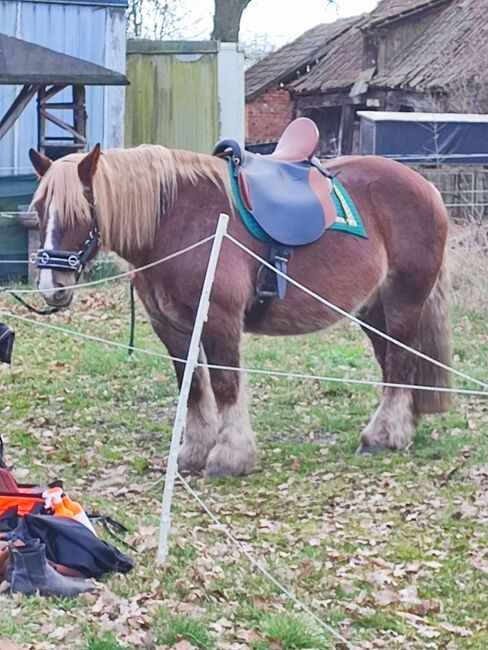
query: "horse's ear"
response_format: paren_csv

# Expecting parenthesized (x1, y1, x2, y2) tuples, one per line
(29, 149, 52, 178)
(78, 143, 101, 188)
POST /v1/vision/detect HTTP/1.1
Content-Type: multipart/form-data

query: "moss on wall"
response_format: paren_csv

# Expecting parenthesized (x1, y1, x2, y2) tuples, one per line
(125, 43, 219, 153)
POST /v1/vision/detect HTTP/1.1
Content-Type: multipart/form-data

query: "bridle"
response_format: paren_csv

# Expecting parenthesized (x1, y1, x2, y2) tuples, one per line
(4, 168, 136, 354)
(35, 220, 99, 280)
(35, 189, 100, 281)
(3, 186, 100, 315)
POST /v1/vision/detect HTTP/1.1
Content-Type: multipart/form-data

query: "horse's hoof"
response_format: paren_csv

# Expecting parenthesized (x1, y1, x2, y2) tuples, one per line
(204, 443, 257, 479)
(357, 442, 389, 455)
(204, 459, 252, 479)
(177, 445, 209, 475)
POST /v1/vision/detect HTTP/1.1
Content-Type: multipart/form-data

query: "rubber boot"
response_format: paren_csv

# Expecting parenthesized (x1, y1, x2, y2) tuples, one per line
(9, 541, 94, 596)
(0, 542, 9, 579)
(5, 539, 41, 585)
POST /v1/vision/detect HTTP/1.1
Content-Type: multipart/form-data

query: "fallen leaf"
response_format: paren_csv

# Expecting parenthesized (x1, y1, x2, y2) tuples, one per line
(0, 642, 23, 650)
(470, 556, 488, 574)
(373, 589, 399, 606)
(172, 642, 196, 650)
(439, 622, 473, 637)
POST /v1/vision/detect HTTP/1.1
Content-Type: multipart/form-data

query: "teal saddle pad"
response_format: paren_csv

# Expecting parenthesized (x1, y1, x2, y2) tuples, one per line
(228, 159, 367, 243)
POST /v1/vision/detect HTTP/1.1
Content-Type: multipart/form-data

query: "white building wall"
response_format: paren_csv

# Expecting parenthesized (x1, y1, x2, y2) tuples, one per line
(217, 42, 244, 142)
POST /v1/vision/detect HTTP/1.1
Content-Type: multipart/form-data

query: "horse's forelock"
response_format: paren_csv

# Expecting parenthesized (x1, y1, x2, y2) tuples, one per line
(30, 156, 92, 231)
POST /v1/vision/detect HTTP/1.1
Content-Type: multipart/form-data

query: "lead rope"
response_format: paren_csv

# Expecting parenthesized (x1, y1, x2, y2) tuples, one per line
(2, 282, 136, 359)
(0, 288, 61, 315)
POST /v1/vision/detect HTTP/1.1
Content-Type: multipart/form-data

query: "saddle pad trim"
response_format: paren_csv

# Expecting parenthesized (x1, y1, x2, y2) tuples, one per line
(330, 178, 368, 238)
(228, 160, 367, 242)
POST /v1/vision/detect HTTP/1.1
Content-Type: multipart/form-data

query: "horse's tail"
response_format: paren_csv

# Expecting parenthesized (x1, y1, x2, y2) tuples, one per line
(413, 254, 453, 414)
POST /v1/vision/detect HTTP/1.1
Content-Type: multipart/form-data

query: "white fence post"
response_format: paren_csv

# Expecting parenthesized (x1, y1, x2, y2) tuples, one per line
(157, 213, 229, 565)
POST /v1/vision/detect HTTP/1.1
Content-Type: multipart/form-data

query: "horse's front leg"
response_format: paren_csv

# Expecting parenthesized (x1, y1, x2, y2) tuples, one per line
(178, 357, 221, 474)
(147, 314, 220, 474)
(202, 323, 257, 478)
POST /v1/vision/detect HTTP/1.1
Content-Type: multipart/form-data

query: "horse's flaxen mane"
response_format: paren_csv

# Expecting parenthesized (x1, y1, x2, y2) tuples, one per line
(31, 145, 233, 253)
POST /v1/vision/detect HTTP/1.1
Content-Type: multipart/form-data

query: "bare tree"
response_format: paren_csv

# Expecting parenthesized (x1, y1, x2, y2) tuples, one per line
(126, 0, 194, 40)
(241, 32, 277, 68)
(212, 0, 253, 41)
(128, 0, 339, 42)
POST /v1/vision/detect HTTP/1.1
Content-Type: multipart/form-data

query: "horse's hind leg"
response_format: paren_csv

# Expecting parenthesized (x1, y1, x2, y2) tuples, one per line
(148, 315, 220, 474)
(202, 321, 257, 478)
(358, 278, 427, 453)
(357, 291, 387, 372)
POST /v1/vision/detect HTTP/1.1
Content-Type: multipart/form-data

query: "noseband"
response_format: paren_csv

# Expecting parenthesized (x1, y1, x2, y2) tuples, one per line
(35, 222, 99, 278)
(35, 191, 100, 279)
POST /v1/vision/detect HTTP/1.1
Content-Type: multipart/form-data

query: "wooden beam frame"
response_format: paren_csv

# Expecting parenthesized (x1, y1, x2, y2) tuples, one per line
(0, 83, 41, 140)
(37, 84, 87, 154)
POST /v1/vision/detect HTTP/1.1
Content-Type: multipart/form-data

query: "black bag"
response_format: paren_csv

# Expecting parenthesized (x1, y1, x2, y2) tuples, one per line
(5, 514, 133, 579)
(0, 323, 15, 364)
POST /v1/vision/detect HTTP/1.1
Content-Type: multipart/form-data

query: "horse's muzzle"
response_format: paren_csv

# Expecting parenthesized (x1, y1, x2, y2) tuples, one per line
(38, 284, 75, 308)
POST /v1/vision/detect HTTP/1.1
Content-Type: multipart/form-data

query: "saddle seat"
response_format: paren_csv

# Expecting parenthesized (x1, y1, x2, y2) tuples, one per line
(213, 117, 336, 247)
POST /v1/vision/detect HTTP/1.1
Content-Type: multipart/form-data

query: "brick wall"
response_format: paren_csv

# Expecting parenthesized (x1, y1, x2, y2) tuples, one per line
(245, 87, 295, 144)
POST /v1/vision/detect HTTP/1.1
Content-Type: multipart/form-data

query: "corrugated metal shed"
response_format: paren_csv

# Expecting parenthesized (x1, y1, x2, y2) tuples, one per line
(0, 0, 127, 176)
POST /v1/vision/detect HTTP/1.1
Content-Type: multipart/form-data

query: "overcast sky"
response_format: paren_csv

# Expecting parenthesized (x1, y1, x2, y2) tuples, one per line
(181, 0, 378, 46)
(241, 0, 378, 45)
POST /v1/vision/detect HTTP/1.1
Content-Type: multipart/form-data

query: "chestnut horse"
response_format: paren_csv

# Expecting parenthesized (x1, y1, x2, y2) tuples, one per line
(28, 144, 452, 478)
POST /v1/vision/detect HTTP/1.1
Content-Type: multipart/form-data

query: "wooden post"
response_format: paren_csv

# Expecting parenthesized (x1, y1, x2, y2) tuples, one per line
(73, 85, 87, 147)
(37, 87, 46, 153)
(339, 103, 355, 155)
(38, 84, 87, 155)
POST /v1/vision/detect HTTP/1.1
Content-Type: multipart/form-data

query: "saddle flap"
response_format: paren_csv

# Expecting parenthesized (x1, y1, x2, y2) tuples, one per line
(309, 167, 336, 230)
(239, 156, 333, 246)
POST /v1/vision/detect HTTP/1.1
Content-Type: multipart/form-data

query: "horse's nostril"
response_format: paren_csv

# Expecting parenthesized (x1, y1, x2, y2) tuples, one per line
(54, 290, 65, 301)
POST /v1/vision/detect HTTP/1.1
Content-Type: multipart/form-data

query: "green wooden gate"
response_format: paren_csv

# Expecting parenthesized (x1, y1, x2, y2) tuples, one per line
(125, 41, 220, 153)
(0, 174, 38, 281)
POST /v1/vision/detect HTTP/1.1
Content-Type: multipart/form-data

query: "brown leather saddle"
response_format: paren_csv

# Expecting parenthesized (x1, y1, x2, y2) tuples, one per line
(214, 117, 336, 246)
(213, 118, 336, 302)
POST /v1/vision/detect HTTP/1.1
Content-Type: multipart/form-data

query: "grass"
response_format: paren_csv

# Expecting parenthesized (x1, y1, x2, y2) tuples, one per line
(86, 633, 131, 650)
(1, 281, 488, 649)
(257, 613, 326, 649)
(156, 613, 215, 649)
